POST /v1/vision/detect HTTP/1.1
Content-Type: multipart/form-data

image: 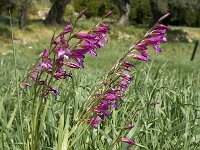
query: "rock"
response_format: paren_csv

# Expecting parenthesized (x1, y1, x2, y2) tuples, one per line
(118, 32, 135, 40)
(37, 9, 50, 20)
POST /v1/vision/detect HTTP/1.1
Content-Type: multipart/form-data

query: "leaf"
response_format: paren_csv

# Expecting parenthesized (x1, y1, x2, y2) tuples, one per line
(57, 114, 64, 150)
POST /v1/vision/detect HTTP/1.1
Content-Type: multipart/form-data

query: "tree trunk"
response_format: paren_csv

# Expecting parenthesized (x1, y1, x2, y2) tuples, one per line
(117, 0, 130, 25)
(149, 0, 169, 25)
(18, 4, 26, 30)
(149, 0, 162, 23)
(44, 0, 69, 25)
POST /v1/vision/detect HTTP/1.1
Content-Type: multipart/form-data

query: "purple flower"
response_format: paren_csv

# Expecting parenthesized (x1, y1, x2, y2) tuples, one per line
(120, 138, 136, 145)
(121, 61, 135, 72)
(64, 62, 81, 69)
(151, 29, 167, 36)
(52, 39, 59, 45)
(104, 93, 116, 101)
(98, 33, 108, 43)
(56, 45, 70, 57)
(24, 12, 112, 100)
(87, 117, 103, 128)
(46, 87, 59, 97)
(94, 101, 110, 117)
(75, 33, 96, 39)
(135, 43, 148, 51)
(142, 36, 166, 45)
(56, 57, 64, 67)
(128, 54, 149, 62)
(152, 45, 162, 52)
(117, 72, 133, 82)
(21, 82, 32, 87)
(28, 67, 41, 80)
(117, 81, 129, 92)
(156, 24, 170, 31)
(138, 49, 150, 58)
(124, 124, 134, 130)
(64, 24, 73, 33)
(92, 27, 108, 34)
(80, 40, 96, 49)
(40, 49, 52, 69)
(54, 67, 72, 79)
(69, 49, 88, 68)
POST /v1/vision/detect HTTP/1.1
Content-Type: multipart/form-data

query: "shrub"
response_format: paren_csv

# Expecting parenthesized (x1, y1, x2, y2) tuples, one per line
(73, 0, 120, 19)
(129, 0, 153, 25)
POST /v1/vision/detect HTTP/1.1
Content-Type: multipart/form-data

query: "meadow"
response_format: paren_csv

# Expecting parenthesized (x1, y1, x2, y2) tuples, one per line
(0, 16, 200, 150)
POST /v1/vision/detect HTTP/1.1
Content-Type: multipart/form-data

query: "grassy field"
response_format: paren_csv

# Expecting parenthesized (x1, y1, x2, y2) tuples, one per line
(0, 16, 200, 150)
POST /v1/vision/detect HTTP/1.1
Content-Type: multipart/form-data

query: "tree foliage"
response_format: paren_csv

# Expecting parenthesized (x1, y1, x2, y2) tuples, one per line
(129, 0, 153, 25)
(0, 0, 200, 27)
(73, 0, 120, 19)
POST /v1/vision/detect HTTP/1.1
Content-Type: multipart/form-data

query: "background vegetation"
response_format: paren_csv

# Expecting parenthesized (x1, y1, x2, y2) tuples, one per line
(0, 0, 200, 150)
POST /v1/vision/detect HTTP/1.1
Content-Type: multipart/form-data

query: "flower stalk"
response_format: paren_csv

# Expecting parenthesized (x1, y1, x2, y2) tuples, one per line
(21, 9, 112, 149)
(78, 13, 170, 149)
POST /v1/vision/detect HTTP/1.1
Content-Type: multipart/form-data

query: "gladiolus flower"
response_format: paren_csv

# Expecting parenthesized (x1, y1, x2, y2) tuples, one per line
(155, 24, 170, 30)
(21, 82, 32, 87)
(124, 124, 134, 130)
(87, 117, 103, 128)
(128, 54, 149, 62)
(40, 49, 52, 69)
(120, 138, 136, 145)
(64, 24, 73, 33)
(64, 62, 81, 69)
(75, 33, 96, 39)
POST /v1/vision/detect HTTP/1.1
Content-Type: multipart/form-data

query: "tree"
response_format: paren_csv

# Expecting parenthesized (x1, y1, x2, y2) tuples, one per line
(18, 1, 26, 30)
(168, 0, 200, 26)
(129, 0, 152, 25)
(44, 0, 69, 25)
(111, 0, 131, 25)
(149, 0, 168, 24)
(118, 0, 131, 25)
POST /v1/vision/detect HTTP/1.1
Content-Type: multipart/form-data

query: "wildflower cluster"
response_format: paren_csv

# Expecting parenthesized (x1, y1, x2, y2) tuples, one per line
(21, 10, 112, 98)
(82, 13, 170, 148)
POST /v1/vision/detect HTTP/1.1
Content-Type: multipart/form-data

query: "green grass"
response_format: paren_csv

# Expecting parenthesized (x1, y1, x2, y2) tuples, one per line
(0, 18, 200, 149)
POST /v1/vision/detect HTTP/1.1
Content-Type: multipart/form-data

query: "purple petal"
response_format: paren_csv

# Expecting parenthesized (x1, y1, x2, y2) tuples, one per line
(128, 54, 149, 62)
(152, 45, 162, 52)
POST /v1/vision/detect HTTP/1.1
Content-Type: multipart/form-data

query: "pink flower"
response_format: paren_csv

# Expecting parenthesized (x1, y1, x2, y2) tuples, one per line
(135, 43, 148, 51)
(75, 33, 96, 39)
(152, 45, 162, 52)
(54, 67, 72, 79)
(64, 24, 73, 33)
(142, 36, 167, 45)
(56, 45, 70, 57)
(87, 117, 103, 128)
(104, 93, 116, 101)
(117, 81, 129, 92)
(128, 54, 149, 62)
(155, 24, 170, 30)
(120, 138, 136, 145)
(124, 124, 134, 130)
(151, 29, 167, 36)
(64, 62, 80, 69)
(92, 27, 108, 34)
(117, 72, 133, 82)
(46, 87, 59, 98)
(40, 49, 52, 69)
(94, 101, 110, 117)
(21, 82, 32, 87)
(138, 50, 149, 58)
(121, 61, 135, 72)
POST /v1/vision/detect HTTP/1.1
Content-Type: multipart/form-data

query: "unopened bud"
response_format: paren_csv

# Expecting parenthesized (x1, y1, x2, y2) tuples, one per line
(158, 13, 170, 22)
(77, 8, 88, 19)
(102, 11, 113, 19)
